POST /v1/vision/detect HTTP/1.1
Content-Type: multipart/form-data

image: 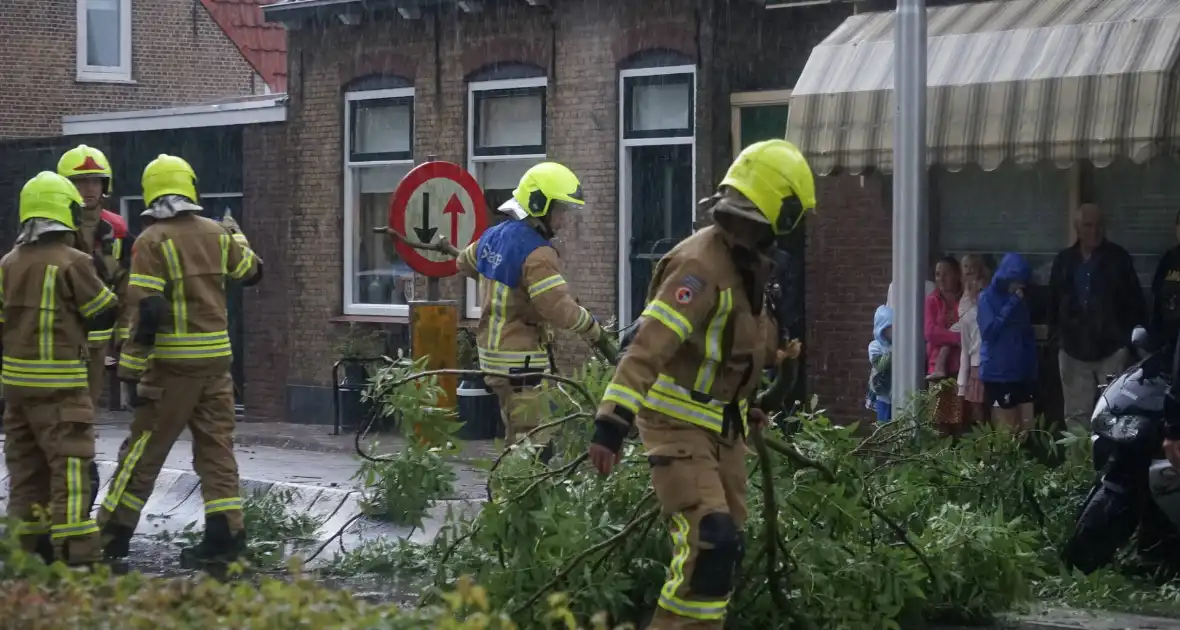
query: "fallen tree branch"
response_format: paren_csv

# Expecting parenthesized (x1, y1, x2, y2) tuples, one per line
(506, 452, 589, 503)
(485, 412, 594, 501)
(374, 227, 462, 257)
(762, 433, 940, 589)
(419, 521, 483, 607)
(751, 428, 792, 614)
(510, 506, 660, 617)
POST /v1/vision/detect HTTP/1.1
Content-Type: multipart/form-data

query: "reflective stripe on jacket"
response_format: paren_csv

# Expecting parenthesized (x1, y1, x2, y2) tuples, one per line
(0, 237, 118, 388)
(74, 208, 134, 348)
(458, 220, 601, 372)
(119, 213, 258, 377)
(598, 225, 778, 434)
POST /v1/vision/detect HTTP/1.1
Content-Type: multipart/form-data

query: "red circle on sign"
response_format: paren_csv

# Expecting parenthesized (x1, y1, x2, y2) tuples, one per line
(388, 161, 489, 278)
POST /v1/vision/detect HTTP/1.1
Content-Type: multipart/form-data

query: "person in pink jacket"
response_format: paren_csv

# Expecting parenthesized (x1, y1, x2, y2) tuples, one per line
(925, 256, 963, 380)
(925, 256, 964, 430)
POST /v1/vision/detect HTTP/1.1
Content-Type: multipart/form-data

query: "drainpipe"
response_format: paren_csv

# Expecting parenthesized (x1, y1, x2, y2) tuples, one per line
(891, 0, 928, 418)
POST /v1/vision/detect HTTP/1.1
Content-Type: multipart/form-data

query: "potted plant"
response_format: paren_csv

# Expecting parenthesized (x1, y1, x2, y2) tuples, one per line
(333, 323, 386, 433)
(335, 322, 385, 383)
(454, 328, 502, 440)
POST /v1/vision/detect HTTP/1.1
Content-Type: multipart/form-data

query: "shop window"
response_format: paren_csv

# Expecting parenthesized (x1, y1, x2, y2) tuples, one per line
(934, 162, 1070, 287)
(1090, 156, 1180, 287)
(344, 86, 416, 317)
(466, 74, 547, 319)
(76, 0, 132, 82)
(619, 61, 696, 324)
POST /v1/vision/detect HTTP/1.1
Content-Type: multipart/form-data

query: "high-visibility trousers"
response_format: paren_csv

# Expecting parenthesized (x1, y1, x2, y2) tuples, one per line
(98, 370, 243, 535)
(3, 386, 99, 564)
(86, 344, 107, 407)
(485, 372, 551, 447)
(639, 413, 748, 630)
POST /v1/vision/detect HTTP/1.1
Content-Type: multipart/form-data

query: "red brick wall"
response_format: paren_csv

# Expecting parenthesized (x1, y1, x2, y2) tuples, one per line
(0, 0, 259, 139)
(241, 122, 290, 421)
(273, 0, 890, 425)
(284, 0, 706, 391)
(805, 175, 892, 422)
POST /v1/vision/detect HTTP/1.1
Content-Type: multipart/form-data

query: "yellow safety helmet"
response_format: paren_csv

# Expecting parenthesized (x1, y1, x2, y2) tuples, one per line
(512, 162, 585, 218)
(142, 154, 198, 206)
(20, 171, 84, 229)
(57, 144, 113, 194)
(718, 139, 816, 235)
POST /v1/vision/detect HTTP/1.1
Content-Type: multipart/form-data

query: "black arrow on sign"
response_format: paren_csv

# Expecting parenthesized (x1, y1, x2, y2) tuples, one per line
(414, 191, 437, 243)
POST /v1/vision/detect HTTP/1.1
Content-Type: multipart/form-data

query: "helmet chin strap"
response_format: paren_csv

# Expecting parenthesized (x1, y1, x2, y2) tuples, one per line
(529, 215, 555, 240)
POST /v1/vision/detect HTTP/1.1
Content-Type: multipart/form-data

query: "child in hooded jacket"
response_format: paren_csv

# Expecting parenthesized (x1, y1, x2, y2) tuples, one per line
(978, 253, 1038, 432)
(868, 305, 894, 422)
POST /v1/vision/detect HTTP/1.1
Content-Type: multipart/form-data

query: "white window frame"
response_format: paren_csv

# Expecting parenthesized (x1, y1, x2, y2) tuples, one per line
(119, 192, 244, 225)
(617, 65, 696, 330)
(343, 87, 416, 318)
(730, 89, 793, 159)
(465, 76, 548, 319)
(76, 0, 133, 83)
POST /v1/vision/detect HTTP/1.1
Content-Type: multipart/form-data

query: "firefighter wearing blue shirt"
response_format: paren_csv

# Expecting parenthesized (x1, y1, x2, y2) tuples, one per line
(456, 162, 616, 447)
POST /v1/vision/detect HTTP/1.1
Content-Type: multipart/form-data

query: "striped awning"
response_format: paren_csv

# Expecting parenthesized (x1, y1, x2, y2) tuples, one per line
(786, 0, 1180, 175)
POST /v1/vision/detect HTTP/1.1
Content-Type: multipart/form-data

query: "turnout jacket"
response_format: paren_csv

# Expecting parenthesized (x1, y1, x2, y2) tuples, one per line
(0, 235, 119, 389)
(73, 208, 134, 347)
(597, 224, 780, 435)
(457, 218, 601, 372)
(117, 213, 259, 379)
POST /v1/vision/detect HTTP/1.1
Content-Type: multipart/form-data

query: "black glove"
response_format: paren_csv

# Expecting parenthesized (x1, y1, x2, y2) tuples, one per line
(1165, 389, 1180, 441)
(594, 334, 619, 364)
(591, 417, 628, 454)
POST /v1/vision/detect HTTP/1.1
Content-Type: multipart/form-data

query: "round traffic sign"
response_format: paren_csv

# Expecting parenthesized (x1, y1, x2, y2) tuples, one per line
(388, 161, 488, 277)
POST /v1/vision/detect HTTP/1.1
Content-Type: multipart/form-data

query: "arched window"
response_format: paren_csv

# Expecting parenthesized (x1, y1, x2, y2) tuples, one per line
(343, 75, 416, 317)
(464, 63, 548, 319)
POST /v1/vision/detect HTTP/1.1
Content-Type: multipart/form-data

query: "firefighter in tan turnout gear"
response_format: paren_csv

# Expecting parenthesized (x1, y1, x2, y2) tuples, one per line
(588, 140, 816, 628)
(2, 172, 120, 567)
(99, 154, 262, 567)
(56, 145, 133, 401)
(57, 144, 135, 513)
(454, 162, 617, 449)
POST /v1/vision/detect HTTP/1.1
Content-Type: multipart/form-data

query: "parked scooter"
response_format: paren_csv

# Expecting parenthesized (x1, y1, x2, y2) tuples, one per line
(1063, 327, 1180, 574)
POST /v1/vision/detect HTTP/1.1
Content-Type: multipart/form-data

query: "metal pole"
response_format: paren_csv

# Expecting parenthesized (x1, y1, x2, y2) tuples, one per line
(892, 0, 928, 417)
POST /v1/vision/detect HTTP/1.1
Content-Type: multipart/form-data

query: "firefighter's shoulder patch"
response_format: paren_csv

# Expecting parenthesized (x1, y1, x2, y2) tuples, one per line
(674, 274, 706, 304)
(681, 274, 705, 293)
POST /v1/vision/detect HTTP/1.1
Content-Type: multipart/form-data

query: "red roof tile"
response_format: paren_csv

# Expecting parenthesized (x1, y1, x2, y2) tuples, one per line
(201, 0, 288, 93)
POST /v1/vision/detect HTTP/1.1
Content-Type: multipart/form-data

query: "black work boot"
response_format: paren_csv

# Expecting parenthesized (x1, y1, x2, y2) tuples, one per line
(101, 522, 134, 562)
(179, 514, 246, 570)
(33, 534, 54, 565)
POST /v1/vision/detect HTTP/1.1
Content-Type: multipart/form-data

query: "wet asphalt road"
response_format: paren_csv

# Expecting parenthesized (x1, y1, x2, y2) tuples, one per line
(124, 536, 420, 606)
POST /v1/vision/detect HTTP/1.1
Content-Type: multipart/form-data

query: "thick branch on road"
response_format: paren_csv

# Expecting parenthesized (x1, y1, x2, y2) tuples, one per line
(373, 227, 462, 257)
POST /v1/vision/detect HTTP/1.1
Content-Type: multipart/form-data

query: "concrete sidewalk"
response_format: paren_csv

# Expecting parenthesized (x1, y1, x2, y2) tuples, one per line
(0, 422, 486, 563)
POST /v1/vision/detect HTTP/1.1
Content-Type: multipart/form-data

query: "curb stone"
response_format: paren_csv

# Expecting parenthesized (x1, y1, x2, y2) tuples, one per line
(1003, 608, 1180, 630)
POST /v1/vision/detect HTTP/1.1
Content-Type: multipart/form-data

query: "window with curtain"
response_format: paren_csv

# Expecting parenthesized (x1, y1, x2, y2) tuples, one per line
(77, 0, 131, 81)
(1090, 156, 1180, 288)
(466, 75, 547, 318)
(344, 87, 416, 316)
(934, 162, 1070, 287)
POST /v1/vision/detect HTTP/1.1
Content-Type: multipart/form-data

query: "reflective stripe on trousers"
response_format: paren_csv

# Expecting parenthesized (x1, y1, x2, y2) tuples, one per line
(51, 458, 99, 540)
(658, 513, 729, 621)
